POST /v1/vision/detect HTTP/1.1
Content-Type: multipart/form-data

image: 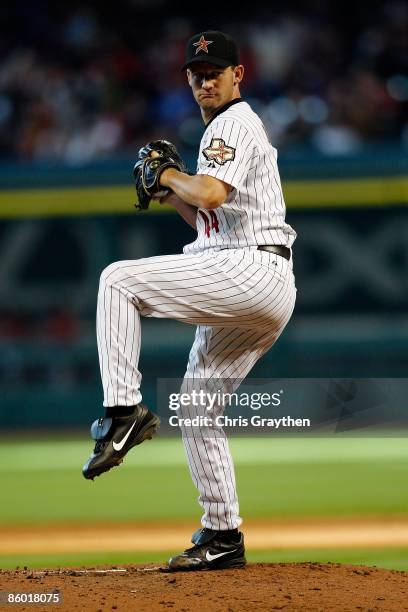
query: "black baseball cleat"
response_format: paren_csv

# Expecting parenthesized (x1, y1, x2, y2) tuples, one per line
(82, 404, 160, 480)
(168, 527, 246, 571)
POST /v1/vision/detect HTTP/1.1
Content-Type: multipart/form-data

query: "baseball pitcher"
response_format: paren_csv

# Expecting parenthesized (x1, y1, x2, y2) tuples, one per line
(83, 30, 297, 572)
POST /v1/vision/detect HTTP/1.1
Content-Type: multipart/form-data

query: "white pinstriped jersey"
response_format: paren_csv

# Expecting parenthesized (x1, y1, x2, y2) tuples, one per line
(183, 100, 296, 255)
(96, 100, 297, 534)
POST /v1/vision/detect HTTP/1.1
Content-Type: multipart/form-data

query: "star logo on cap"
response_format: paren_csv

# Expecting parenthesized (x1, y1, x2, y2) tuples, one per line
(193, 35, 213, 55)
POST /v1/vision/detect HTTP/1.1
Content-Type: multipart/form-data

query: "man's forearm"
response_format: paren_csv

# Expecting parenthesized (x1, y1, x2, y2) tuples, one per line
(160, 168, 228, 209)
(158, 191, 197, 228)
(170, 198, 198, 229)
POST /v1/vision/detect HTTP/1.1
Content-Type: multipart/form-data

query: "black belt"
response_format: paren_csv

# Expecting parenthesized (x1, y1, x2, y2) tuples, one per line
(258, 245, 291, 261)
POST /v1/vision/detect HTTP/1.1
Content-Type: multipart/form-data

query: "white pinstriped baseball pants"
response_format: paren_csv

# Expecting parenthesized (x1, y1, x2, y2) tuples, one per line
(96, 247, 296, 530)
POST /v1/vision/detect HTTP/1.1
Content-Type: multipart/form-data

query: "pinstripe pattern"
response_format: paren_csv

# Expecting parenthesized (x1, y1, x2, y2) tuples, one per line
(96, 248, 296, 528)
(96, 100, 296, 530)
(185, 101, 296, 254)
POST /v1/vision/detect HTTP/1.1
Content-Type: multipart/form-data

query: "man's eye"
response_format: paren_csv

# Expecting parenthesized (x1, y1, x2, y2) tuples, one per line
(194, 72, 221, 81)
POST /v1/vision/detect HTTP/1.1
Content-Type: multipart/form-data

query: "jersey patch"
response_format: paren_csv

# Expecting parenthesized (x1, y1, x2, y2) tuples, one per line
(202, 138, 236, 165)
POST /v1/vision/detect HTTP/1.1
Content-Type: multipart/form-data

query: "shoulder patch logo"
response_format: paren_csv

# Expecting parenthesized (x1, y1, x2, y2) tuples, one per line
(202, 138, 235, 165)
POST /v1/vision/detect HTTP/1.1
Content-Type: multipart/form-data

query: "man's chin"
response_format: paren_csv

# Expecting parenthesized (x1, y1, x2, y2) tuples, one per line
(199, 98, 220, 112)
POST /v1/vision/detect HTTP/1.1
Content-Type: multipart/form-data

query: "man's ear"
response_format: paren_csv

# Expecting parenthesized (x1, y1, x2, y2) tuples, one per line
(186, 69, 193, 87)
(233, 65, 244, 85)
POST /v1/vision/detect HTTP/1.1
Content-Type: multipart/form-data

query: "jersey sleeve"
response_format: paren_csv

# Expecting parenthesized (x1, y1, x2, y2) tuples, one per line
(196, 119, 256, 190)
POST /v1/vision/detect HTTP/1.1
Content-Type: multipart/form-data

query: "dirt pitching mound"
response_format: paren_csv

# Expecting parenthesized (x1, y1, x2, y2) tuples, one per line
(1, 562, 408, 611)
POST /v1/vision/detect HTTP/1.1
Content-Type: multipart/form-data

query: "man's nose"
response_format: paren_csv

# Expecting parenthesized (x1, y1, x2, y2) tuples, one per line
(201, 77, 213, 88)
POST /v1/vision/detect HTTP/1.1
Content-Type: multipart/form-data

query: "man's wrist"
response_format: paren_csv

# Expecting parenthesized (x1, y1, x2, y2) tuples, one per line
(160, 166, 178, 188)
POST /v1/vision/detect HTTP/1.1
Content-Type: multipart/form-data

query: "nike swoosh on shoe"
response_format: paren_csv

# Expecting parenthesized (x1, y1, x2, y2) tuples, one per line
(205, 549, 237, 562)
(112, 421, 137, 451)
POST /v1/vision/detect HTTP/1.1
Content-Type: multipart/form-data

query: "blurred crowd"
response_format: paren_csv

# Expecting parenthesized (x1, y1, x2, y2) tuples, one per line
(0, 307, 98, 388)
(0, 0, 407, 162)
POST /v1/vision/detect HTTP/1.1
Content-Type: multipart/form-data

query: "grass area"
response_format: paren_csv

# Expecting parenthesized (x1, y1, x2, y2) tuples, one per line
(0, 437, 407, 570)
(1, 548, 408, 571)
(1, 437, 408, 524)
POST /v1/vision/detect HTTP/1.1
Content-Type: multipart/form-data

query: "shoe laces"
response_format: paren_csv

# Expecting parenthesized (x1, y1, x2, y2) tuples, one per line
(185, 532, 239, 555)
(93, 439, 108, 453)
(184, 543, 202, 554)
(93, 418, 108, 453)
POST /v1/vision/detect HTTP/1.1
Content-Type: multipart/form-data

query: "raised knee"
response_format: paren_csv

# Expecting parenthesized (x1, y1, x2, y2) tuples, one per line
(99, 261, 126, 286)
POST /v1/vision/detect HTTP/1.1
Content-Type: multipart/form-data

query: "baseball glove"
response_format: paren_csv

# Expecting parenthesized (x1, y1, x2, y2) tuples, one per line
(133, 140, 186, 210)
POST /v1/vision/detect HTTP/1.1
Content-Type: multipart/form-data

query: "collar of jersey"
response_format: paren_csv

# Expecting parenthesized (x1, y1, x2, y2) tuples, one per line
(204, 98, 244, 131)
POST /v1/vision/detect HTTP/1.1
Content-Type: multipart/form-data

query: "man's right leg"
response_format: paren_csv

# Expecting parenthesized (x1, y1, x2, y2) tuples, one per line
(83, 251, 230, 479)
(95, 248, 294, 407)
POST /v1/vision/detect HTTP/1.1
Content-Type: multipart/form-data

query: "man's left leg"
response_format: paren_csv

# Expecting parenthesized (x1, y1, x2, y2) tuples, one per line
(168, 321, 291, 571)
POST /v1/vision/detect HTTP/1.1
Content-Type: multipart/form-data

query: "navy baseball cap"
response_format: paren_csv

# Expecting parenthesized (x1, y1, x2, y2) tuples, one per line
(182, 30, 239, 71)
